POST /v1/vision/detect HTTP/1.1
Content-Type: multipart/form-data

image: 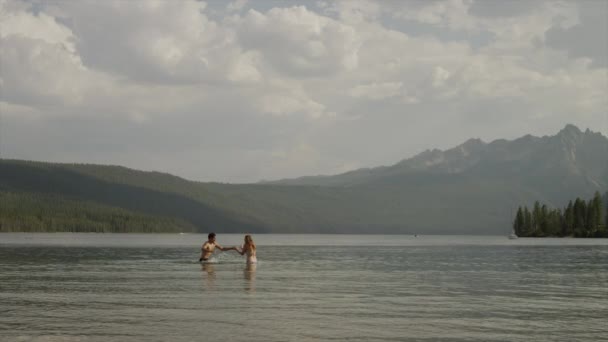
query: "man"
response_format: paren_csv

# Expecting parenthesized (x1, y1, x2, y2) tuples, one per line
(199, 232, 237, 262)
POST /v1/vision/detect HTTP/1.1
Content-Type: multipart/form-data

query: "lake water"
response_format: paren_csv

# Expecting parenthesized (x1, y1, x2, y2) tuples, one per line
(1, 233, 607, 341)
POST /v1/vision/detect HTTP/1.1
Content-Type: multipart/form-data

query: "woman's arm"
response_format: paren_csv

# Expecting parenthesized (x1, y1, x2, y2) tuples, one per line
(236, 244, 248, 256)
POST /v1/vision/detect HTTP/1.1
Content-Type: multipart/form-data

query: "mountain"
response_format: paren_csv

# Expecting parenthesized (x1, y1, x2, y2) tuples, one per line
(267, 125, 607, 192)
(1, 124, 606, 234)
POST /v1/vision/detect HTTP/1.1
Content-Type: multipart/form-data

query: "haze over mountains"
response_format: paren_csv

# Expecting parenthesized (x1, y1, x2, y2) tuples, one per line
(1, 124, 606, 234)
(268, 124, 606, 194)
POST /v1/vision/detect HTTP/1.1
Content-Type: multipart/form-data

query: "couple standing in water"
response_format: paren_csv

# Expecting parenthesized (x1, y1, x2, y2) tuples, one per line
(199, 232, 257, 264)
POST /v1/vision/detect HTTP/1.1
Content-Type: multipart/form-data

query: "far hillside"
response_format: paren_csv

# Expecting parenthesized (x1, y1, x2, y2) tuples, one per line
(1, 124, 606, 234)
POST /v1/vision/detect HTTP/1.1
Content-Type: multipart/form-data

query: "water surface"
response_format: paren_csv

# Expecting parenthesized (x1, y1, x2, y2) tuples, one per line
(1, 234, 607, 341)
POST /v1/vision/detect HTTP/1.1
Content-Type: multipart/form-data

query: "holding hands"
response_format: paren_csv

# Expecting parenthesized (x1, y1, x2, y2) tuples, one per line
(200, 233, 256, 264)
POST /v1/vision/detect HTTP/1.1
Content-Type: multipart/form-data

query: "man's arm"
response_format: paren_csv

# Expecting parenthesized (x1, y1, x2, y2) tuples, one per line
(215, 243, 237, 252)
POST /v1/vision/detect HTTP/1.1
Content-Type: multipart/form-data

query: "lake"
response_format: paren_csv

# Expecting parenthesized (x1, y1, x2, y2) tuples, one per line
(1, 233, 607, 341)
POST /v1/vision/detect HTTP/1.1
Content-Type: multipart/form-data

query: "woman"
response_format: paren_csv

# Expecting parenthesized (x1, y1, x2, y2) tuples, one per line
(237, 234, 257, 264)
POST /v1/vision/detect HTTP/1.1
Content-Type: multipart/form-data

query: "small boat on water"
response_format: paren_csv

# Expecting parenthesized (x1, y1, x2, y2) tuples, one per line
(508, 229, 518, 240)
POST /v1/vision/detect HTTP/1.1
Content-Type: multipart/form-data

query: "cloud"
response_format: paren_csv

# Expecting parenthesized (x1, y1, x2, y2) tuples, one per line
(0, 0, 606, 182)
(319, 0, 382, 23)
(0, 100, 39, 119)
(349, 82, 403, 100)
(391, 0, 475, 31)
(0, 1, 75, 50)
(258, 88, 334, 119)
(0, 2, 87, 108)
(431, 66, 450, 88)
(227, 0, 248, 13)
(468, 0, 542, 18)
(236, 6, 361, 77)
(0, 35, 83, 107)
(55, 0, 240, 84)
(545, 1, 608, 67)
(390, 0, 579, 50)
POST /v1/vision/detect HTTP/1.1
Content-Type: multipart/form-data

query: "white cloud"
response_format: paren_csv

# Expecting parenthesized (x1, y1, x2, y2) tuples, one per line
(227, 0, 248, 13)
(0, 0, 606, 182)
(56, 0, 239, 84)
(349, 82, 403, 100)
(0, 2, 87, 108)
(227, 50, 263, 83)
(236, 6, 361, 77)
(0, 100, 39, 119)
(258, 90, 333, 120)
(432, 66, 450, 88)
(0, 34, 95, 109)
(0, 1, 74, 47)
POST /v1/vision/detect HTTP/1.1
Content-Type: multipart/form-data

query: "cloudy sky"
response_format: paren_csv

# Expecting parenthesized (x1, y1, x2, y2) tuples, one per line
(1, 0, 606, 183)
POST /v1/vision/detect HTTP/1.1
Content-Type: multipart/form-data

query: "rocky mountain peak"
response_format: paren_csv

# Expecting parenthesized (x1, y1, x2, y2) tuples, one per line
(555, 124, 587, 152)
(557, 124, 583, 140)
(461, 137, 485, 147)
(560, 124, 582, 134)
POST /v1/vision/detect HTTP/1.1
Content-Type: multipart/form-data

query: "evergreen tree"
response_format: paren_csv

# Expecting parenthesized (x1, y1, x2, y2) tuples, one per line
(563, 200, 574, 236)
(512, 193, 606, 238)
(605, 191, 608, 230)
(586, 193, 601, 236)
(573, 198, 584, 233)
(523, 206, 532, 236)
(514, 207, 525, 236)
(532, 201, 541, 236)
(539, 204, 549, 236)
(547, 208, 561, 236)
(591, 191, 603, 231)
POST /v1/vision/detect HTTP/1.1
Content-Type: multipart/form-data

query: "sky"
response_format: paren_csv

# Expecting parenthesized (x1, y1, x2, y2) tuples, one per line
(0, 0, 607, 183)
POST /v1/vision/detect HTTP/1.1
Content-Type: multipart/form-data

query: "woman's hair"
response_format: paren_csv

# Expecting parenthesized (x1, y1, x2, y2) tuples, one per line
(244, 234, 256, 250)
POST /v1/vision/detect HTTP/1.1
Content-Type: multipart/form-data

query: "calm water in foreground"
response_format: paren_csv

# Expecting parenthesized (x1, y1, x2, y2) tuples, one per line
(1, 233, 607, 342)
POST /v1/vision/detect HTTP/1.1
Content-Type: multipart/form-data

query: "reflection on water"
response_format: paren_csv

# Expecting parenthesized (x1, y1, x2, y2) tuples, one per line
(199, 262, 256, 293)
(244, 263, 256, 293)
(201, 263, 216, 289)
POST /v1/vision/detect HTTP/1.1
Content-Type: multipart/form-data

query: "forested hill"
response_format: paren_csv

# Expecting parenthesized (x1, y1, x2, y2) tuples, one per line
(1, 124, 606, 234)
(0, 161, 267, 233)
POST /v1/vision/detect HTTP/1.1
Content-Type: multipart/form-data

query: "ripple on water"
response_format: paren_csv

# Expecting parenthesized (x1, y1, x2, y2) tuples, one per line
(1, 237, 607, 341)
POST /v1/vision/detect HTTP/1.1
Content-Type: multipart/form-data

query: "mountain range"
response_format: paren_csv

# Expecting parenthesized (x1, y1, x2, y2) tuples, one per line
(1, 124, 606, 234)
